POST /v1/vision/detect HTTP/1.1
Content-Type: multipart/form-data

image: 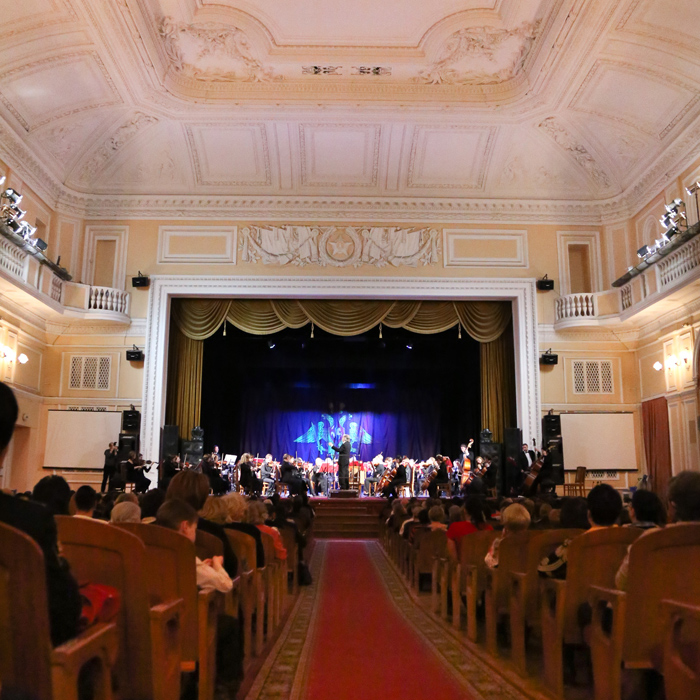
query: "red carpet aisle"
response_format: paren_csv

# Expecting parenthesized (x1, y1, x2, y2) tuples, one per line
(244, 541, 531, 700)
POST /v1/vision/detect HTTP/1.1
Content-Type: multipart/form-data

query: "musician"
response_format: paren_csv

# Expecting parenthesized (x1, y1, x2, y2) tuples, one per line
(381, 458, 406, 499)
(457, 441, 475, 472)
(160, 454, 180, 492)
(280, 454, 306, 496)
(311, 458, 327, 496)
(463, 456, 487, 496)
(515, 442, 537, 494)
(330, 434, 351, 490)
(527, 446, 554, 496)
(427, 454, 450, 498)
(129, 452, 151, 494)
(212, 445, 220, 460)
(238, 453, 262, 495)
(101, 441, 119, 493)
(260, 453, 277, 492)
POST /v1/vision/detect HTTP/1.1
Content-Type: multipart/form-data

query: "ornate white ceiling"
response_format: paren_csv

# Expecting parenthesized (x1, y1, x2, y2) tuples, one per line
(0, 0, 699, 221)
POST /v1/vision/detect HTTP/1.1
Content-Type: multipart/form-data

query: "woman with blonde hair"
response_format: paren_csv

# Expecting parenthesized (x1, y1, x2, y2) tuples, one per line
(485, 503, 531, 569)
(200, 495, 231, 525)
(246, 500, 287, 561)
(221, 492, 265, 567)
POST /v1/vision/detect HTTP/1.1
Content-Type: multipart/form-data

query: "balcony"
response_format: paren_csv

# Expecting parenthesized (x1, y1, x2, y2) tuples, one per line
(0, 234, 129, 324)
(554, 290, 621, 329)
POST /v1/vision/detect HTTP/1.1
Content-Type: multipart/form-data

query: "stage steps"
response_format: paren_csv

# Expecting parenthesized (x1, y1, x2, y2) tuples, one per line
(311, 498, 386, 539)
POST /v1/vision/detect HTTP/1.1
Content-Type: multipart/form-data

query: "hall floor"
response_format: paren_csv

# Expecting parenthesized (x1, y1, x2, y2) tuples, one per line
(241, 540, 551, 700)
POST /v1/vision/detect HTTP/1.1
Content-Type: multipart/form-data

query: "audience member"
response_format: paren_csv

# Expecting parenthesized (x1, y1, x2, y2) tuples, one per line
(485, 503, 531, 568)
(221, 492, 265, 568)
(139, 487, 165, 524)
(246, 500, 286, 561)
(73, 485, 97, 518)
(32, 475, 72, 516)
(110, 501, 141, 524)
(428, 505, 447, 530)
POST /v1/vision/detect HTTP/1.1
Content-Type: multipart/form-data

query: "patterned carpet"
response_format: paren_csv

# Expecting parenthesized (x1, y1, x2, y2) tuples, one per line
(244, 540, 541, 700)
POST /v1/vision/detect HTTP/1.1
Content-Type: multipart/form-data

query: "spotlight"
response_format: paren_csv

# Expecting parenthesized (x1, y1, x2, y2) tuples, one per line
(637, 245, 651, 258)
(33, 238, 48, 251)
(267, 340, 276, 349)
(406, 342, 413, 350)
(665, 199, 685, 213)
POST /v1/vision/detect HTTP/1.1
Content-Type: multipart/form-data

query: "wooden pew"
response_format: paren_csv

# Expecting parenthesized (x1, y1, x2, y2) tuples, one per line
(224, 529, 261, 657)
(662, 599, 700, 700)
(257, 530, 280, 633)
(0, 522, 118, 700)
(483, 531, 533, 655)
(412, 529, 447, 596)
(509, 528, 584, 676)
(589, 524, 700, 700)
(117, 522, 226, 700)
(540, 526, 641, 699)
(55, 516, 183, 700)
(456, 530, 499, 637)
(278, 526, 299, 596)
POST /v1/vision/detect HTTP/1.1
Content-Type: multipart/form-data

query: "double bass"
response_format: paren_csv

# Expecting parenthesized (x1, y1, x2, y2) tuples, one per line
(459, 438, 475, 488)
(522, 456, 544, 493)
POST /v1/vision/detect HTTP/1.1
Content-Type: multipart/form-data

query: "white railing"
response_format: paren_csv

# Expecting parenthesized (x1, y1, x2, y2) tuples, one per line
(621, 284, 632, 310)
(657, 236, 700, 289)
(0, 236, 27, 280)
(88, 286, 129, 314)
(555, 292, 597, 322)
(50, 274, 63, 303)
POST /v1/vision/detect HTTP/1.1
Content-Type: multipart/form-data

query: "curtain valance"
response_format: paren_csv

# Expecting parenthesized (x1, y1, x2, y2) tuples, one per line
(172, 298, 511, 343)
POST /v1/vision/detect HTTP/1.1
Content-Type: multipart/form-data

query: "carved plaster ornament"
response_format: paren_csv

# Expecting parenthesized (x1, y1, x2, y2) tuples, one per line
(239, 226, 440, 268)
(499, 155, 552, 188)
(417, 21, 540, 85)
(538, 117, 612, 189)
(79, 112, 158, 182)
(159, 16, 280, 83)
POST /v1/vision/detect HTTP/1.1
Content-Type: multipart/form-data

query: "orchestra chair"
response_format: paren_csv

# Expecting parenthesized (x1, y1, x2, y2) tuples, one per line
(589, 524, 700, 700)
(662, 599, 700, 700)
(540, 527, 642, 699)
(117, 523, 227, 700)
(224, 530, 261, 657)
(456, 530, 499, 638)
(410, 529, 447, 595)
(0, 522, 118, 700)
(55, 516, 183, 700)
(484, 531, 534, 656)
(563, 467, 587, 498)
(509, 529, 585, 676)
(278, 526, 299, 596)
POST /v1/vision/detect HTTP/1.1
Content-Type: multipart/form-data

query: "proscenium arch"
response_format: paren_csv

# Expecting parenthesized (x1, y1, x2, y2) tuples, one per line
(140, 275, 540, 459)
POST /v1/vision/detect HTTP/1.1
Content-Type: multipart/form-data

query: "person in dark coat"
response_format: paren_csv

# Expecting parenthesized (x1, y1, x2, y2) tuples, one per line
(330, 434, 351, 490)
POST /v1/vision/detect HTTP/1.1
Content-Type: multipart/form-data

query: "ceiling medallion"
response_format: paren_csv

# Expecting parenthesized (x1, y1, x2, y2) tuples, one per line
(159, 17, 281, 83)
(417, 21, 540, 85)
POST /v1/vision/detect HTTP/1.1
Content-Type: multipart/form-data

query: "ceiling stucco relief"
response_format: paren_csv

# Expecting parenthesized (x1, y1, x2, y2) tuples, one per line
(416, 21, 540, 85)
(158, 16, 280, 83)
(239, 225, 440, 268)
(71, 111, 159, 187)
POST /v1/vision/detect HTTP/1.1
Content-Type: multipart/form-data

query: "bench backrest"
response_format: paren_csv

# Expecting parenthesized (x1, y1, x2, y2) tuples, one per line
(624, 524, 700, 666)
(415, 529, 448, 573)
(0, 522, 53, 699)
(117, 522, 198, 664)
(489, 531, 533, 608)
(56, 515, 154, 700)
(224, 529, 257, 573)
(196, 529, 224, 560)
(458, 529, 499, 588)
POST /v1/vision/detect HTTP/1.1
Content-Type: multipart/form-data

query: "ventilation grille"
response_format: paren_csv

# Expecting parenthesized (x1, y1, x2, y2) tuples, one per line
(69, 356, 111, 390)
(572, 360, 614, 394)
(67, 406, 108, 411)
(588, 470, 618, 480)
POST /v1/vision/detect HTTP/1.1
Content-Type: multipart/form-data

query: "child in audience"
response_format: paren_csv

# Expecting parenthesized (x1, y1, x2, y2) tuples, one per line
(485, 503, 531, 568)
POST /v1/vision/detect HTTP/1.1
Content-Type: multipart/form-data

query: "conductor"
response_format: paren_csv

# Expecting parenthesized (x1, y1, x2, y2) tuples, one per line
(330, 434, 351, 490)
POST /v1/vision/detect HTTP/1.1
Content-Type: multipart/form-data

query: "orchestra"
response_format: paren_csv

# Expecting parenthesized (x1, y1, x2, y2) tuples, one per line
(132, 435, 552, 499)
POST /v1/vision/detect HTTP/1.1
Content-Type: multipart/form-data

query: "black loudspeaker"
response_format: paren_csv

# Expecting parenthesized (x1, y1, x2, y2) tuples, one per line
(126, 350, 144, 362)
(132, 275, 150, 288)
(160, 425, 179, 460)
(122, 410, 141, 432)
(540, 353, 559, 365)
(118, 433, 139, 458)
(503, 427, 522, 462)
(479, 441, 503, 496)
(181, 440, 203, 463)
(543, 414, 561, 441)
(536, 277, 555, 291)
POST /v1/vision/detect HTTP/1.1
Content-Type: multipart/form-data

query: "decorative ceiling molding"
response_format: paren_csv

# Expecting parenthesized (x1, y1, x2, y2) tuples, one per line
(159, 16, 280, 83)
(416, 21, 540, 85)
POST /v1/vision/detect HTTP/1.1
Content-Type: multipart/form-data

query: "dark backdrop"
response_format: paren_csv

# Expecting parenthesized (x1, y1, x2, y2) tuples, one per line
(200, 324, 481, 462)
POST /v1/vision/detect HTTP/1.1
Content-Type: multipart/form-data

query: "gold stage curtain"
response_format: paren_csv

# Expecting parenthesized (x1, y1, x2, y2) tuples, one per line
(171, 298, 512, 343)
(165, 324, 203, 440)
(480, 320, 516, 444)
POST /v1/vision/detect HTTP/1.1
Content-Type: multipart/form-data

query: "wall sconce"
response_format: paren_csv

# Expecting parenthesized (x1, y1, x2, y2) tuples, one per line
(680, 348, 692, 365)
(0, 345, 28, 364)
(18, 353, 28, 364)
(665, 354, 679, 370)
(653, 361, 663, 371)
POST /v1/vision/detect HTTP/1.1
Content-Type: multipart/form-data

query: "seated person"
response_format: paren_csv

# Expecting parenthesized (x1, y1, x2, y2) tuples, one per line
(427, 455, 450, 499)
(73, 485, 97, 518)
(485, 503, 531, 568)
(220, 492, 265, 568)
(155, 499, 242, 695)
(246, 500, 287, 561)
(381, 459, 406, 499)
(428, 505, 448, 531)
(446, 497, 493, 560)
(280, 454, 306, 496)
(237, 453, 262, 495)
(538, 485, 620, 580)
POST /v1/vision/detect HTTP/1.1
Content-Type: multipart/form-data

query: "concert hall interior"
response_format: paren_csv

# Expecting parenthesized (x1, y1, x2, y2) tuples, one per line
(3, 1, 700, 699)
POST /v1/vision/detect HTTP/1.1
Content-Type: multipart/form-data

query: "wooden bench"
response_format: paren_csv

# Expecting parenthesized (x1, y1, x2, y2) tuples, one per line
(117, 522, 227, 700)
(483, 531, 534, 655)
(455, 530, 499, 638)
(257, 530, 281, 633)
(509, 528, 584, 675)
(589, 524, 700, 700)
(540, 526, 642, 698)
(662, 599, 700, 700)
(56, 516, 183, 700)
(0, 521, 118, 700)
(279, 526, 299, 596)
(411, 529, 447, 596)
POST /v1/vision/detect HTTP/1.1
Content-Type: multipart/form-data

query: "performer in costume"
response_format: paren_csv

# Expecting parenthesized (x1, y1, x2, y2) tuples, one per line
(330, 434, 351, 490)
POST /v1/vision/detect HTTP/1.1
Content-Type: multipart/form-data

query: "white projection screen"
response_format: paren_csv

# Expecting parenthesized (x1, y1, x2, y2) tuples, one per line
(45, 410, 122, 469)
(560, 413, 637, 471)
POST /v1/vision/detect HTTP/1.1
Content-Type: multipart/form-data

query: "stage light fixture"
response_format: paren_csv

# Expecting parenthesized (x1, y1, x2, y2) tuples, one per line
(406, 342, 413, 350)
(267, 340, 276, 349)
(653, 361, 663, 371)
(637, 245, 651, 258)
